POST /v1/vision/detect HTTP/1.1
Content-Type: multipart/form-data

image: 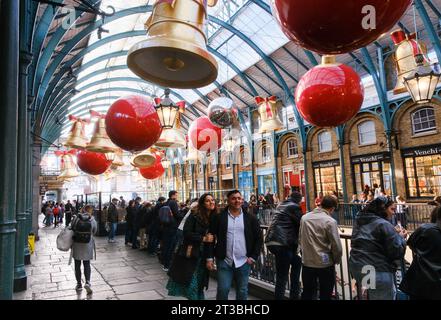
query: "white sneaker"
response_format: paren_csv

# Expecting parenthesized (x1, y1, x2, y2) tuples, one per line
(84, 282, 93, 295)
(162, 267, 169, 272)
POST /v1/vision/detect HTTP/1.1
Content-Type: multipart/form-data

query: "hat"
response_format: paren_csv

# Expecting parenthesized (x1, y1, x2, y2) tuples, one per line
(290, 191, 302, 204)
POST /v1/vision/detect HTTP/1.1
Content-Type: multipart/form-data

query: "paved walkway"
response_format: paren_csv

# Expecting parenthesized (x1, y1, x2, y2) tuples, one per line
(13, 215, 258, 300)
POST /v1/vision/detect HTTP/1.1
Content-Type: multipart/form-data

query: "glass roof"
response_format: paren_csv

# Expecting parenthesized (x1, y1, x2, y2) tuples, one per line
(62, 0, 291, 135)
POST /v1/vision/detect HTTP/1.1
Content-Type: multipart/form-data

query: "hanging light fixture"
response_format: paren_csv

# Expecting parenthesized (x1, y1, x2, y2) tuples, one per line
(154, 88, 186, 148)
(403, 53, 440, 103)
(403, 2, 440, 104)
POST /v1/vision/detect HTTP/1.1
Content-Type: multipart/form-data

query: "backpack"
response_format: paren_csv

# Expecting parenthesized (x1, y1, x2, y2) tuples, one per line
(53, 207, 60, 216)
(72, 214, 92, 243)
(158, 206, 173, 226)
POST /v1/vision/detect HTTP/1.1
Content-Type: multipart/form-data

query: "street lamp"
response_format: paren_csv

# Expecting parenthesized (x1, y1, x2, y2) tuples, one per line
(403, 53, 440, 104)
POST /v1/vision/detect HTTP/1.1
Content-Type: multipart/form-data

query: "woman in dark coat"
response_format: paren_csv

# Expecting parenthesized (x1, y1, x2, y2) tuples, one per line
(166, 193, 217, 300)
(399, 206, 441, 300)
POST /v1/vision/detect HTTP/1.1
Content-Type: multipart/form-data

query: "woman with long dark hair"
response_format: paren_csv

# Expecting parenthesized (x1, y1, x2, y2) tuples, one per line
(349, 197, 407, 300)
(166, 193, 217, 300)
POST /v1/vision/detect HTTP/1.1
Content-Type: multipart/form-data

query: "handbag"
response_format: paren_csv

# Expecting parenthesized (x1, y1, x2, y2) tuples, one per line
(56, 227, 74, 251)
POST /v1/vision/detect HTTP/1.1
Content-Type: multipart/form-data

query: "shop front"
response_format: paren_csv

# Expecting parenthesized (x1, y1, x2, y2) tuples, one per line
(238, 171, 252, 201)
(257, 168, 277, 196)
(402, 144, 441, 199)
(313, 160, 342, 198)
(282, 166, 306, 212)
(351, 152, 391, 196)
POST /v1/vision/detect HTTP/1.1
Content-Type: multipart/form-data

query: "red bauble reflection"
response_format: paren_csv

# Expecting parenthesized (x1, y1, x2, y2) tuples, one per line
(139, 154, 165, 180)
(271, 0, 411, 54)
(295, 60, 364, 127)
(76, 150, 112, 175)
(188, 116, 222, 152)
(105, 95, 162, 152)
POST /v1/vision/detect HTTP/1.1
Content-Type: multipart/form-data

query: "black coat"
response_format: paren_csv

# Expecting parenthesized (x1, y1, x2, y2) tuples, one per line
(265, 199, 302, 249)
(349, 212, 406, 273)
(168, 213, 210, 289)
(207, 208, 263, 262)
(107, 203, 118, 223)
(400, 223, 441, 299)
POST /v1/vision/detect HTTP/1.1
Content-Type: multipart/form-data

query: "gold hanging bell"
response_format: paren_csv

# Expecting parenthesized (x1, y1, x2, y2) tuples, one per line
(64, 116, 89, 150)
(131, 148, 157, 168)
(256, 96, 284, 133)
(127, 0, 218, 89)
(57, 153, 79, 180)
(111, 148, 125, 167)
(391, 30, 429, 94)
(86, 111, 118, 153)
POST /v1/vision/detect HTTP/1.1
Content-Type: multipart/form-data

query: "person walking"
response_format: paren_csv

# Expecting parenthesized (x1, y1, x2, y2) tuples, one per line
(265, 191, 303, 300)
(167, 193, 217, 300)
(107, 198, 119, 243)
(349, 197, 407, 300)
(399, 205, 441, 300)
(124, 200, 135, 246)
(65, 200, 74, 227)
(299, 195, 342, 300)
(70, 205, 97, 294)
(148, 196, 166, 256)
(207, 190, 263, 300)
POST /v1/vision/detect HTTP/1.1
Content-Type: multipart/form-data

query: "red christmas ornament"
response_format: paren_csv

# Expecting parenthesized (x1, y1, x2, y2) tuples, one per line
(76, 150, 112, 175)
(271, 0, 411, 54)
(105, 95, 162, 152)
(139, 153, 165, 179)
(295, 56, 364, 127)
(188, 116, 222, 152)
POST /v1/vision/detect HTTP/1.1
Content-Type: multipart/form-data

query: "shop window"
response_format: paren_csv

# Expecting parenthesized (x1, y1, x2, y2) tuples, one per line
(318, 131, 332, 153)
(287, 139, 298, 158)
(225, 153, 231, 169)
(211, 158, 217, 172)
(358, 120, 376, 145)
(262, 145, 272, 163)
(241, 150, 250, 166)
(412, 108, 436, 134)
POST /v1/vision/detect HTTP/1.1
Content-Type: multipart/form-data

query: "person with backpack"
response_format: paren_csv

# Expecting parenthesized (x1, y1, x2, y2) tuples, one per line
(53, 203, 60, 228)
(70, 205, 97, 294)
(160, 191, 181, 272)
(265, 191, 303, 300)
(107, 198, 119, 243)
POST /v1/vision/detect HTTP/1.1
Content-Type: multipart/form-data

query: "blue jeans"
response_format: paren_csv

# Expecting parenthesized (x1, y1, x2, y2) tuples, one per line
(272, 246, 302, 300)
(108, 222, 117, 240)
(216, 259, 251, 300)
(351, 266, 396, 300)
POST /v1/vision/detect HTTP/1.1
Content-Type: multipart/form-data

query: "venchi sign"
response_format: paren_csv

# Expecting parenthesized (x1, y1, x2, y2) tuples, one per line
(402, 144, 441, 157)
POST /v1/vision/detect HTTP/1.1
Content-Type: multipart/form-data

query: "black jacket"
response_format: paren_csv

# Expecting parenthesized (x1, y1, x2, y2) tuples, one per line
(164, 199, 185, 229)
(265, 199, 302, 248)
(107, 203, 118, 223)
(349, 212, 406, 273)
(400, 223, 441, 299)
(208, 208, 263, 262)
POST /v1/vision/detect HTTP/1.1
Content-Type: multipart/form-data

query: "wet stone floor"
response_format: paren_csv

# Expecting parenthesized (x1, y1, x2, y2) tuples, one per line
(13, 215, 258, 300)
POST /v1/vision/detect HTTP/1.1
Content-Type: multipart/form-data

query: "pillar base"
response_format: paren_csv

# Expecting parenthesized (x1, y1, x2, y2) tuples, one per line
(13, 276, 27, 293)
(24, 254, 31, 265)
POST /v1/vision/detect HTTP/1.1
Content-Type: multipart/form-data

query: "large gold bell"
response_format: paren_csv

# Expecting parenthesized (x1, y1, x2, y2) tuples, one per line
(155, 128, 186, 148)
(64, 116, 89, 150)
(127, 0, 218, 89)
(391, 30, 429, 94)
(131, 148, 156, 168)
(86, 112, 117, 153)
(58, 153, 79, 180)
(256, 96, 284, 133)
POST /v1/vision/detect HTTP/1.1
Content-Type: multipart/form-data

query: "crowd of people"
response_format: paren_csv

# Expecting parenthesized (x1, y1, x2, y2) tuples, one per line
(42, 187, 441, 300)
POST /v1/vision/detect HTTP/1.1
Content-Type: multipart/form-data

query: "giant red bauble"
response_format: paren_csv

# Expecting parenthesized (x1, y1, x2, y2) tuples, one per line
(139, 154, 165, 180)
(271, 0, 412, 54)
(76, 150, 112, 175)
(105, 95, 162, 152)
(188, 116, 222, 152)
(295, 61, 364, 127)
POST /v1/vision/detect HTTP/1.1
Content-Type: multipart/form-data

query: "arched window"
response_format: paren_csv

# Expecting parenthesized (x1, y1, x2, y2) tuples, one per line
(262, 144, 271, 163)
(358, 120, 376, 145)
(318, 131, 332, 152)
(241, 149, 250, 166)
(287, 139, 298, 157)
(412, 108, 436, 134)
